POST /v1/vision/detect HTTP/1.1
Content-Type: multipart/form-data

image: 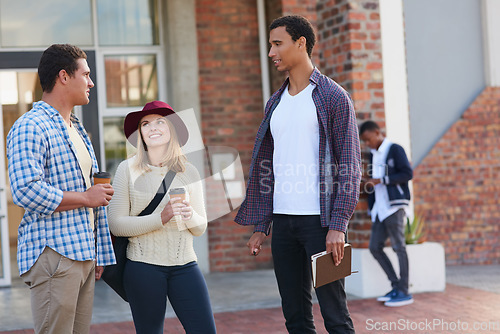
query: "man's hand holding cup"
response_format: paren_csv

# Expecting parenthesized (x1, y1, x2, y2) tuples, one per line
(88, 172, 114, 208)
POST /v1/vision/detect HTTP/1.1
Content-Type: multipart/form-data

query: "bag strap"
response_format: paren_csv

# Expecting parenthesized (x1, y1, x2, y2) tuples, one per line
(138, 170, 177, 217)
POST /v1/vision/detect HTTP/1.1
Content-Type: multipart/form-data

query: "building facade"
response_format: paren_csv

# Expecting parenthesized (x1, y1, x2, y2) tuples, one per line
(0, 0, 498, 286)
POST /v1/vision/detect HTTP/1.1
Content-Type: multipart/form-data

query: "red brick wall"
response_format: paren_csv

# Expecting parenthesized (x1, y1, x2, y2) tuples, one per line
(413, 87, 500, 265)
(316, 0, 383, 247)
(196, 0, 272, 271)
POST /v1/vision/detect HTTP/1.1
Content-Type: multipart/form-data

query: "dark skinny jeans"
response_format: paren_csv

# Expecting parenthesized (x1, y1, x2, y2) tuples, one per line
(123, 260, 216, 334)
(272, 214, 355, 334)
(369, 209, 409, 295)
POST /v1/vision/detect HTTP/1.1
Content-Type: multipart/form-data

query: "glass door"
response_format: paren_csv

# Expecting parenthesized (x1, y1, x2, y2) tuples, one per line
(0, 70, 40, 286)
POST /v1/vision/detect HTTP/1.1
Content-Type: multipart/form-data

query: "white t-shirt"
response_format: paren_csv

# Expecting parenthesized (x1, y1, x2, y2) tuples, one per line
(270, 83, 320, 215)
(66, 122, 94, 230)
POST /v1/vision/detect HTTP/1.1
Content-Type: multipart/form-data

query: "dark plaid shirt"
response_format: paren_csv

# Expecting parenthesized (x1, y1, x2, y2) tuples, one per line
(235, 68, 361, 234)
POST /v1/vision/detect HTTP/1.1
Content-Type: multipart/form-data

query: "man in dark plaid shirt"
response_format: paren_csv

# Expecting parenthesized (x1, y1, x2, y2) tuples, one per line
(235, 15, 361, 333)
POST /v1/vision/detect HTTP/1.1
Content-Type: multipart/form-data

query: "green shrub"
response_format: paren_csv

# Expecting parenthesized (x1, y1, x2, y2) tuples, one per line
(405, 214, 425, 244)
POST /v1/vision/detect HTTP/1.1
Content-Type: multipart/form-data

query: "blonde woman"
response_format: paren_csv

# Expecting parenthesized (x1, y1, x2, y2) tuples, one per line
(107, 101, 216, 334)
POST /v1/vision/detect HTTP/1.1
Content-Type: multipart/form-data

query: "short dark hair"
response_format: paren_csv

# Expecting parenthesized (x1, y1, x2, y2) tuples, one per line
(359, 120, 380, 135)
(38, 44, 87, 93)
(270, 15, 316, 58)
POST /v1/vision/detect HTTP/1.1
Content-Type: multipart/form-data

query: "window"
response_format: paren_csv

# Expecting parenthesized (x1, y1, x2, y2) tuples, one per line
(0, 0, 93, 47)
(97, 0, 159, 46)
(102, 117, 131, 175)
(104, 54, 159, 108)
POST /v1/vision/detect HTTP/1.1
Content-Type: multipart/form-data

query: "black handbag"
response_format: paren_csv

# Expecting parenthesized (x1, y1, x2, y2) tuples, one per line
(101, 170, 177, 302)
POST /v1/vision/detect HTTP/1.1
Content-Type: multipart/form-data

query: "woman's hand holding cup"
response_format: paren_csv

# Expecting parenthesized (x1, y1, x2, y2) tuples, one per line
(161, 188, 192, 224)
(178, 200, 193, 221)
(161, 197, 181, 225)
(169, 188, 192, 220)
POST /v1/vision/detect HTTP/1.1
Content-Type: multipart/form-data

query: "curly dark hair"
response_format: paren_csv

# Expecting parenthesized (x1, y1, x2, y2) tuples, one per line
(38, 44, 87, 93)
(270, 15, 316, 58)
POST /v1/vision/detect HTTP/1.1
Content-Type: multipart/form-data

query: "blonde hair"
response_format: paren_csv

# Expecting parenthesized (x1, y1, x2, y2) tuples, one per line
(132, 117, 186, 173)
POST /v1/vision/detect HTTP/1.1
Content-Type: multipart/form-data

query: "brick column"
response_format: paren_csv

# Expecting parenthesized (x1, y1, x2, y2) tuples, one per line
(316, 0, 384, 247)
(197, 0, 272, 271)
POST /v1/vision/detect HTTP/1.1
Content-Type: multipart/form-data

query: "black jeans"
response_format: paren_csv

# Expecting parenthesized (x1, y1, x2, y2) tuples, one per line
(369, 209, 409, 295)
(272, 214, 355, 334)
(123, 260, 216, 334)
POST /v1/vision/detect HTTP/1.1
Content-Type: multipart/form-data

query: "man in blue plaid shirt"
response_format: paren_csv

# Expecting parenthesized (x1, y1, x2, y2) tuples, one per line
(235, 16, 361, 333)
(7, 44, 115, 334)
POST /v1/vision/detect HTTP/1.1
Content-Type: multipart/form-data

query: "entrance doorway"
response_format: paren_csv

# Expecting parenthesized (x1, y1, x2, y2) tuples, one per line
(0, 70, 41, 286)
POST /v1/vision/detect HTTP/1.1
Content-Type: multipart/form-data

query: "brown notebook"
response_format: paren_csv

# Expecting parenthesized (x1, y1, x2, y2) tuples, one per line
(311, 244, 352, 288)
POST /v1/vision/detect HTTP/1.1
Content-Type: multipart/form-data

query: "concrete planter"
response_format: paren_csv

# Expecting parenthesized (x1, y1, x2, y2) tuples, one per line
(345, 242, 446, 298)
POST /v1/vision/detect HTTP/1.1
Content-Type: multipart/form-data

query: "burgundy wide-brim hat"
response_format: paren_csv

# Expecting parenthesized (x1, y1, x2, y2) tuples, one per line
(124, 101, 189, 147)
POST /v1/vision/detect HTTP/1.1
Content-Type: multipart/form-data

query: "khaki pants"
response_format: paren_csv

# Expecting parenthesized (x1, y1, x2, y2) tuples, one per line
(21, 247, 95, 334)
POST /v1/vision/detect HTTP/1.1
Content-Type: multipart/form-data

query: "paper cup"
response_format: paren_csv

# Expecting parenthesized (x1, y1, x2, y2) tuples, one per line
(169, 187, 186, 202)
(93, 171, 111, 184)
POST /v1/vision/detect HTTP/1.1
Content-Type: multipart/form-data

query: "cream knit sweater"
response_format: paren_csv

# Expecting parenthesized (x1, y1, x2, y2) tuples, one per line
(107, 156, 207, 266)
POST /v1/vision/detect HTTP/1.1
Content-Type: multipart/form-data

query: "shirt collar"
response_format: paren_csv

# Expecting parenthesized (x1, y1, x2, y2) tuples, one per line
(371, 138, 392, 155)
(35, 101, 59, 117)
(35, 100, 82, 124)
(309, 67, 321, 85)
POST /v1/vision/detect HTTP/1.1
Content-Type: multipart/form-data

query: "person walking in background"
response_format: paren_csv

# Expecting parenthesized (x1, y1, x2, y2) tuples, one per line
(359, 120, 414, 307)
(7, 44, 115, 334)
(107, 101, 216, 334)
(235, 15, 361, 333)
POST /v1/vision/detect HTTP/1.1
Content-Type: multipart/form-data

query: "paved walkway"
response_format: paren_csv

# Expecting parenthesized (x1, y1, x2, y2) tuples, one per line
(1, 265, 499, 333)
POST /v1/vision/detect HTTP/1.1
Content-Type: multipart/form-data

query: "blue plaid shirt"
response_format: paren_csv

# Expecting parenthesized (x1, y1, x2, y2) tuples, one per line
(7, 101, 115, 275)
(235, 68, 361, 234)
